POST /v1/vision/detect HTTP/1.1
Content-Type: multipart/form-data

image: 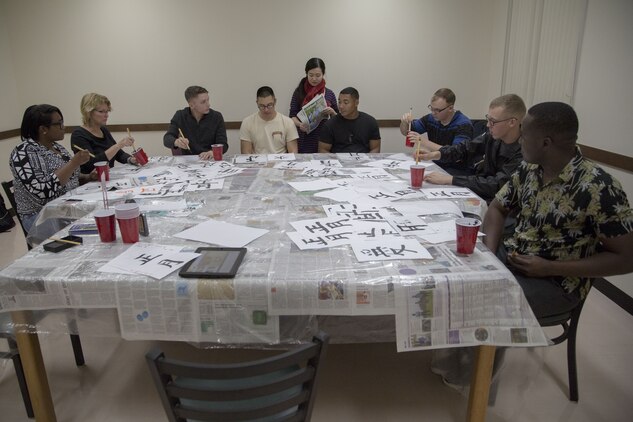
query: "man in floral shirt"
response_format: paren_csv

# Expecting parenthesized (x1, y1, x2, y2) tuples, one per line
(483, 102, 633, 318)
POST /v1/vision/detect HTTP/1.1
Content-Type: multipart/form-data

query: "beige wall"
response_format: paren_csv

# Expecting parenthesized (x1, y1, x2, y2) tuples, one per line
(0, 0, 501, 130)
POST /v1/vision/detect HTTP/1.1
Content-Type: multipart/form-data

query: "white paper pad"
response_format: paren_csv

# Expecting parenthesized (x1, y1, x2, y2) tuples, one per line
(174, 220, 269, 247)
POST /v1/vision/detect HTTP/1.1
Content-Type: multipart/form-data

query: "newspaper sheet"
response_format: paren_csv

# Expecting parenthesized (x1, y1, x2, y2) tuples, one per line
(296, 94, 328, 134)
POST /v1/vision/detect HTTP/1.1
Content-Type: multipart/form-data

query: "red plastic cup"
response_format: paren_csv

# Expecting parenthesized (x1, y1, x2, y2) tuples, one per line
(94, 161, 110, 182)
(405, 134, 415, 148)
(133, 147, 149, 166)
(94, 209, 116, 242)
(456, 217, 481, 254)
(114, 203, 140, 243)
(410, 165, 425, 189)
(212, 144, 223, 161)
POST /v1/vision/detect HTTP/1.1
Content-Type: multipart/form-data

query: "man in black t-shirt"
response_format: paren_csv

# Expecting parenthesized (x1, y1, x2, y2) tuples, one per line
(318, 87, 381, 154)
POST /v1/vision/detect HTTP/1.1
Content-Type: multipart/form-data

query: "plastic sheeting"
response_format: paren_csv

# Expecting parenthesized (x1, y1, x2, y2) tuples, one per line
(0, 154, 487, 348)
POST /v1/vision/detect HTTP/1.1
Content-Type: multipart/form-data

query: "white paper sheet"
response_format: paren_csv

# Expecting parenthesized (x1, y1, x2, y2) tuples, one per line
(351, 238, 432, 262)
(267, 153, 296, 161)
(421, 187, 481, 199)
(287, 179, 337, 192)
(98, 243, 200, 279)
(174, 220, 269, 247)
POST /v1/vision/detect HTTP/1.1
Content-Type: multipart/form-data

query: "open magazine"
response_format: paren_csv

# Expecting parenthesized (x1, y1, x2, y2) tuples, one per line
(297, 93, 328, 134)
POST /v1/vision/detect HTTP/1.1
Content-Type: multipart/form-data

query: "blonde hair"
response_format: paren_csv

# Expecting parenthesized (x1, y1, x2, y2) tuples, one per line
(80, 93, 112, 125)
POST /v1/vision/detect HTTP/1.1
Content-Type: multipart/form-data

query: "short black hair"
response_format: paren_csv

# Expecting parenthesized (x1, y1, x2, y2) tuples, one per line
(184, 86, 208, 102)
(20, 104, 63, 141)
(340, 87, 359, 100)
(256, 86, 275, 99)
(527, 102, 578, 143)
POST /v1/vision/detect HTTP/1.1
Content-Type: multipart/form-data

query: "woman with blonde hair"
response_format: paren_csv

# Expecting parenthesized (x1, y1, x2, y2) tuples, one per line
(70, 93, 136, 174)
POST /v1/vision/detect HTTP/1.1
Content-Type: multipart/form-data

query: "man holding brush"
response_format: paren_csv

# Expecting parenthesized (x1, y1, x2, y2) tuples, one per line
(163, 85, 228, 160)
(401, 88, 474, 174)
(412, 94, 525, 203)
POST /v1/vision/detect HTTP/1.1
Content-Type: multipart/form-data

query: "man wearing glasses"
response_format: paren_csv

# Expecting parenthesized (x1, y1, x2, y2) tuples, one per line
(240, 86, 298, 154)
(412, 94, 525, 203)
(401, 88, 474, 173)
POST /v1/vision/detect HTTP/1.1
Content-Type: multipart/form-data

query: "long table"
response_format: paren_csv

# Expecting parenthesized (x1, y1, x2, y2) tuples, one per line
(1, 153, 546, 421)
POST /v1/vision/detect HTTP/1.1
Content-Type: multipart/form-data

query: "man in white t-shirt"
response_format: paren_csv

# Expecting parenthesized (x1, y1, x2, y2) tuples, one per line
(240, 86, 299, 154)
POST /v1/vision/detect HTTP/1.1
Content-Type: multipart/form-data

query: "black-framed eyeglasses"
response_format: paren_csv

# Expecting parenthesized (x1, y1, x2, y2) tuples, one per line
(485, 114, 515, 127)
(428, 104, 451, 114)
(257, 103, 275, 110)
(48, 120, 64, 129)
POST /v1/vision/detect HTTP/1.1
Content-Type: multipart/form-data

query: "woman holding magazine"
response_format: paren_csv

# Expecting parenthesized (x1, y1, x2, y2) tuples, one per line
(289, 57, 338, 153)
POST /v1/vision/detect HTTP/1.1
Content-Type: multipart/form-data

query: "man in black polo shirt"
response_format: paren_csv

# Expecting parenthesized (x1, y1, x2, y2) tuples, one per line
(318, 87, 381, 154)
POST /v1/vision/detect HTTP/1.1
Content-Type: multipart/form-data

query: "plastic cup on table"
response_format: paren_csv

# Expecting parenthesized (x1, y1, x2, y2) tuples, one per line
(94, 161, 110, 181)
(410, 165, 425, 189)
(114, 203, 140, 243)
(212, 144, 223, 161)
(455, 217, 481, 254)
(133, 147, 149, 166)
(94, 209, 116, 242)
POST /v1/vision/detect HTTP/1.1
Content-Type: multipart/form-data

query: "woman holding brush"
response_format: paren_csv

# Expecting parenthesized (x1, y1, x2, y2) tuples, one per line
(10, 104, 91, 232)
(70, 92, 137, 174)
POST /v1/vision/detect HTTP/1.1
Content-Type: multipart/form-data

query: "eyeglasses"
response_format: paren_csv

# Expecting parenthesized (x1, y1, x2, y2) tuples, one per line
(48, 120, 64, 129)
(485, 114, 515, 127)
(428, 104, 451, 114)
(94, 109, 110, 114)
(257, 103, 275, 110)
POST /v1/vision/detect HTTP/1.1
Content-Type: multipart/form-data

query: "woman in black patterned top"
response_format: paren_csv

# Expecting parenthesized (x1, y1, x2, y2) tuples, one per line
(9, 104, 90, 232)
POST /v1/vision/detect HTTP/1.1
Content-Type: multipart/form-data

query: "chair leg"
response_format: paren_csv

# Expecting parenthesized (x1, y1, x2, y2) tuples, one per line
(566, 303, 585, 402)
(70, 334, 85, 366)
(8, 339, 34, 418)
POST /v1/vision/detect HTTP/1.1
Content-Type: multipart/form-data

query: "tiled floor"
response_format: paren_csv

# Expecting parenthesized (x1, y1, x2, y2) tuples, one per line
(1, 221, 632, 421)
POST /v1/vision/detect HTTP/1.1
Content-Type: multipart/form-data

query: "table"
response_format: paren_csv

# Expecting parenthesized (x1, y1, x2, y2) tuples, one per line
(1, 153, 547, 421)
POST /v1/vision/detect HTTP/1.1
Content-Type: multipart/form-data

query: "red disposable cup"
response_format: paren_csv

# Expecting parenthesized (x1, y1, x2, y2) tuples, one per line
(94, 161, 110, 181)
(405, 134, 415, 148)
(410, 165, 425, 189)
(115, 203, 140, 243)
(94, 209, 116, 242)
(456, 217, 481, 254)
(133, 147, 149, 166)
(212, 144, 223, 161)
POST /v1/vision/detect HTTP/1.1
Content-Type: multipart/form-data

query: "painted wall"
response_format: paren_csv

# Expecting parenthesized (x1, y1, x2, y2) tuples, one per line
(0, 0, 500, 130)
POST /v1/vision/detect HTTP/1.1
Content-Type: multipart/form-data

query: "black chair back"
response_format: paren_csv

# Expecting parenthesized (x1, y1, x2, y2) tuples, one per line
(2, 180, 27, 237)
(146, 332, 329, 422)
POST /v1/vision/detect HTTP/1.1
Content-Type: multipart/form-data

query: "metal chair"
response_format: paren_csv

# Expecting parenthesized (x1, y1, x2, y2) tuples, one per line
(146, 332, 329, 422)
(537, 280, 596, 402)
(1, 180, 86, 368)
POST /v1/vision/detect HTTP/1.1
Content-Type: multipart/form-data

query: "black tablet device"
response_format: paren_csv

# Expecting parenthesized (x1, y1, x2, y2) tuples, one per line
(179, 247, 246, 278)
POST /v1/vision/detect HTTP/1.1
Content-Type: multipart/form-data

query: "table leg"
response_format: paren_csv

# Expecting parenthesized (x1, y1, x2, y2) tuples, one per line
(11, 311, 57, 422)
(466, 345, 495, 422)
